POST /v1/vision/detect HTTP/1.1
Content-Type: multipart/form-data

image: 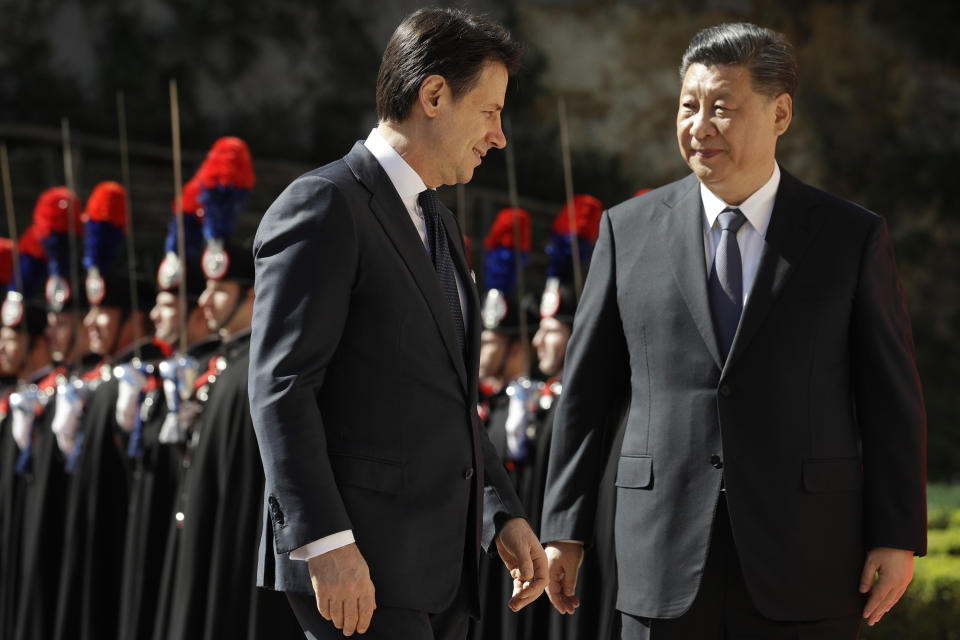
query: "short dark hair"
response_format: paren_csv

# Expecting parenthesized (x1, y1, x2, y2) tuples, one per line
(376, 8, 523, 123)
(679, 23, 798, 98)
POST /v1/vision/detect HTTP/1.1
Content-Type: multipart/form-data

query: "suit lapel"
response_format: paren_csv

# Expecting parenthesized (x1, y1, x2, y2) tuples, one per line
(723, 169, 824, 373)
(344, 143, 469, 396)
(661, 175, 723, 369)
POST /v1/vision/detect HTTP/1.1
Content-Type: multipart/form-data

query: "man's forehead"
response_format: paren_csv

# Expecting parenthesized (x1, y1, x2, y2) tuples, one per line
(680, 63, 749, 94)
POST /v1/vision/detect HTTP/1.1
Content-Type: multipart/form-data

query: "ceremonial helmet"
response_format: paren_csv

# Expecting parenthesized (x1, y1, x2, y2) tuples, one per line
(481, 207, 531, 333)
(32, 186, 83, 313)
(156, 174, 207, 303)
(196, 137, 256, 285)
(0, 237, 46, 337)
(81, 181, 150, 311)
(539, 194, 603, 324)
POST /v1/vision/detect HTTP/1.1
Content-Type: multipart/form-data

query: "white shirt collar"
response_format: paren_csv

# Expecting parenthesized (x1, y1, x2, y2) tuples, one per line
(363, 128, 427, 204)
(700, 162, 780, 237)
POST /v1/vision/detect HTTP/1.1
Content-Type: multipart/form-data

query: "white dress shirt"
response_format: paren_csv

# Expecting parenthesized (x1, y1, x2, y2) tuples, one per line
(290, 128, 469, 562)
(700, 163, 780, 304)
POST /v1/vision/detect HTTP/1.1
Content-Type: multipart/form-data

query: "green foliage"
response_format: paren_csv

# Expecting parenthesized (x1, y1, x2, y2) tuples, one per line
(862, 484, 960, 640)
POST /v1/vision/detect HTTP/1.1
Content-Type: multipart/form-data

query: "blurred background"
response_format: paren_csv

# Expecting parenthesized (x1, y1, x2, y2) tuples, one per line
(1, 0, 957, 633)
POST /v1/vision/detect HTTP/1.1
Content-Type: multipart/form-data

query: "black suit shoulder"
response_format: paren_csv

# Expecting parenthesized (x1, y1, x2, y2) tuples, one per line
(785, 171, 884, 233)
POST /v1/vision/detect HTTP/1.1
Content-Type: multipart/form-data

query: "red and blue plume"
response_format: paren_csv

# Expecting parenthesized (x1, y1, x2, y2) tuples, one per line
(32, 187, 82, 237)
(196, 137, 255, 244)
(484, 207, 531, 296)
(15, 226, 49, 298)
(164, 175, 205, 257)
(546, 194, 603, 281)
(32, 187, 81, 280)
(82, 181, 127, 272)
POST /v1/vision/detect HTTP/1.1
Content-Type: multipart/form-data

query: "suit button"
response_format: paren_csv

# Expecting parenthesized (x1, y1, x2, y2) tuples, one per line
(464, 468, 475, 480)
(709, 455, 723, 469)
(719, 384, 733, 397)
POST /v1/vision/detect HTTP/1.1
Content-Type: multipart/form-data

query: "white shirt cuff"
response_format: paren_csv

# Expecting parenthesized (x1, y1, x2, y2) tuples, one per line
(289, 530, 356, 561)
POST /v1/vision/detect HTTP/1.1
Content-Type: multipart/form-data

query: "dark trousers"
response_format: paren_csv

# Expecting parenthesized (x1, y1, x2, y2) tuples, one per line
(286, 589, 469, 640)
(621, 495, 862, 640)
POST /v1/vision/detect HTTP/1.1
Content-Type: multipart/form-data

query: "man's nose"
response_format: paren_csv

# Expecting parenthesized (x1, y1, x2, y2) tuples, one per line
(488, 116, 506, 149)
(689, 109, 715, 139)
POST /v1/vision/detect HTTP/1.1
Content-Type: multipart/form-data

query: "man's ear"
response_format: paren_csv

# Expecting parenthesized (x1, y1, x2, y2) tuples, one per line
(418, 74, 446, 119)
(773, 92, 792, 136)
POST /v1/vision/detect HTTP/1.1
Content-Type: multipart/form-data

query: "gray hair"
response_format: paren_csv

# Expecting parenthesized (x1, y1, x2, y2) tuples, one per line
(679, 23, 798, 98)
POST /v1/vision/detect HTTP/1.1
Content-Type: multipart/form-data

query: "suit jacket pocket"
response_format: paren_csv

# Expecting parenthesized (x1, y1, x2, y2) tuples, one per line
(615, 455, 653, 489)
(802, 457, 862, 493)
(329, 452, 405, 495)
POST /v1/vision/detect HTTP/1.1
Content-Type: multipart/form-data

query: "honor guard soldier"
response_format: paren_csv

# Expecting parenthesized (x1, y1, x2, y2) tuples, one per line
(156, 136, 300, 640)
(472, 207, 539, 640)
(52, 181, 157, 640)
(116, 172, 218, 640)
(0, 232, 52, 640)
(5, 188, 88, 640)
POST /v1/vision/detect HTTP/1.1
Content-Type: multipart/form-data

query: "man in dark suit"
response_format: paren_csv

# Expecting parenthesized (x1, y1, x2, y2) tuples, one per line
(249, 9, 546, 639)
(540, 23, 926, 640)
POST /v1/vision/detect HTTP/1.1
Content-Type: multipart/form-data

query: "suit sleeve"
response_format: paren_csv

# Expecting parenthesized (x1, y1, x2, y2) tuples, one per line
(480, 411, 527, 551)
(540, 211, 631, 545)
(248, 175, 358, 555)
(851, 216, 927, 555)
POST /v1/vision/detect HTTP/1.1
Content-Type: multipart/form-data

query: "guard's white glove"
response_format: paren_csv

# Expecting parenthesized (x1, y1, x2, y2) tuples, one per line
(51, 378, 88, 457)
(115, 364, 149, 434)
(157, 356, 199, 444)
(10, 387, 38, 452)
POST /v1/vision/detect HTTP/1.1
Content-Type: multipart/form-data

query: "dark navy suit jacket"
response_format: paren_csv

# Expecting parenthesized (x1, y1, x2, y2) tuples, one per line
(249, 142, 524, 614)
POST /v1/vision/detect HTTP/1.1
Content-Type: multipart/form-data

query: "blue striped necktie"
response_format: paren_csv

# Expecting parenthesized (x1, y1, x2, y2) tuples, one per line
(708, 207, 747, 361)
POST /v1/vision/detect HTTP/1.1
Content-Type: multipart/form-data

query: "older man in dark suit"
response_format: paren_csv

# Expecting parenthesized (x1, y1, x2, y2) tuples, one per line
(540, 23, 926, 640)
(249, 8, 546, 640)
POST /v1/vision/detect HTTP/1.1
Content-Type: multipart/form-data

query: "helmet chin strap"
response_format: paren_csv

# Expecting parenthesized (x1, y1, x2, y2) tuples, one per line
(215, 284, 250, 337)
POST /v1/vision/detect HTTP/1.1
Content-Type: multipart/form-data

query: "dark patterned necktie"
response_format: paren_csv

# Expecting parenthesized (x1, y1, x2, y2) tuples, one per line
(708, 207, 747, 361)
(418, 189, 466, 357)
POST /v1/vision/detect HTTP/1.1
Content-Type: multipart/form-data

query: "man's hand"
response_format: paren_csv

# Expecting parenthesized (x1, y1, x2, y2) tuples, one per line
(307, 543, 376, 636)
(859, 546, 914, 626)
(495, 517, 548, 612)
(544, 541, 584, 614)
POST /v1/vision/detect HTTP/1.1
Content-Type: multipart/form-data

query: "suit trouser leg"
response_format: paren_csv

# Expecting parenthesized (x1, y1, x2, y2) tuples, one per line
(620, 494, 862, 640)
(286, 587, 469, 640)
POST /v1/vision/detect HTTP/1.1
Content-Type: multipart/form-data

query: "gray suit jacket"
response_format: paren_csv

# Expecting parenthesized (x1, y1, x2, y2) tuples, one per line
(249, 142, 524, 614)
(541, 169, 926, 621)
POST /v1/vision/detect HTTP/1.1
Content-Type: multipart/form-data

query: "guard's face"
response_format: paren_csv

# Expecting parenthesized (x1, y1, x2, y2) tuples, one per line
(45, 311, 74, 362)
(0, 326, 26, 375)
(83, 306, 122, 356)
(151, 291, 180, 346)
(532, 317, 571, 377)
(198, 280, 241, 332)
(677, 63, 791, 204)
(432, 61, 508, 187)
(478, 329, 509, 380)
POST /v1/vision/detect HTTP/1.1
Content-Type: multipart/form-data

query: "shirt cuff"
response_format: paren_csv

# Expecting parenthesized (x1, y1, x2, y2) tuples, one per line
(289, 530, 356, 561)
